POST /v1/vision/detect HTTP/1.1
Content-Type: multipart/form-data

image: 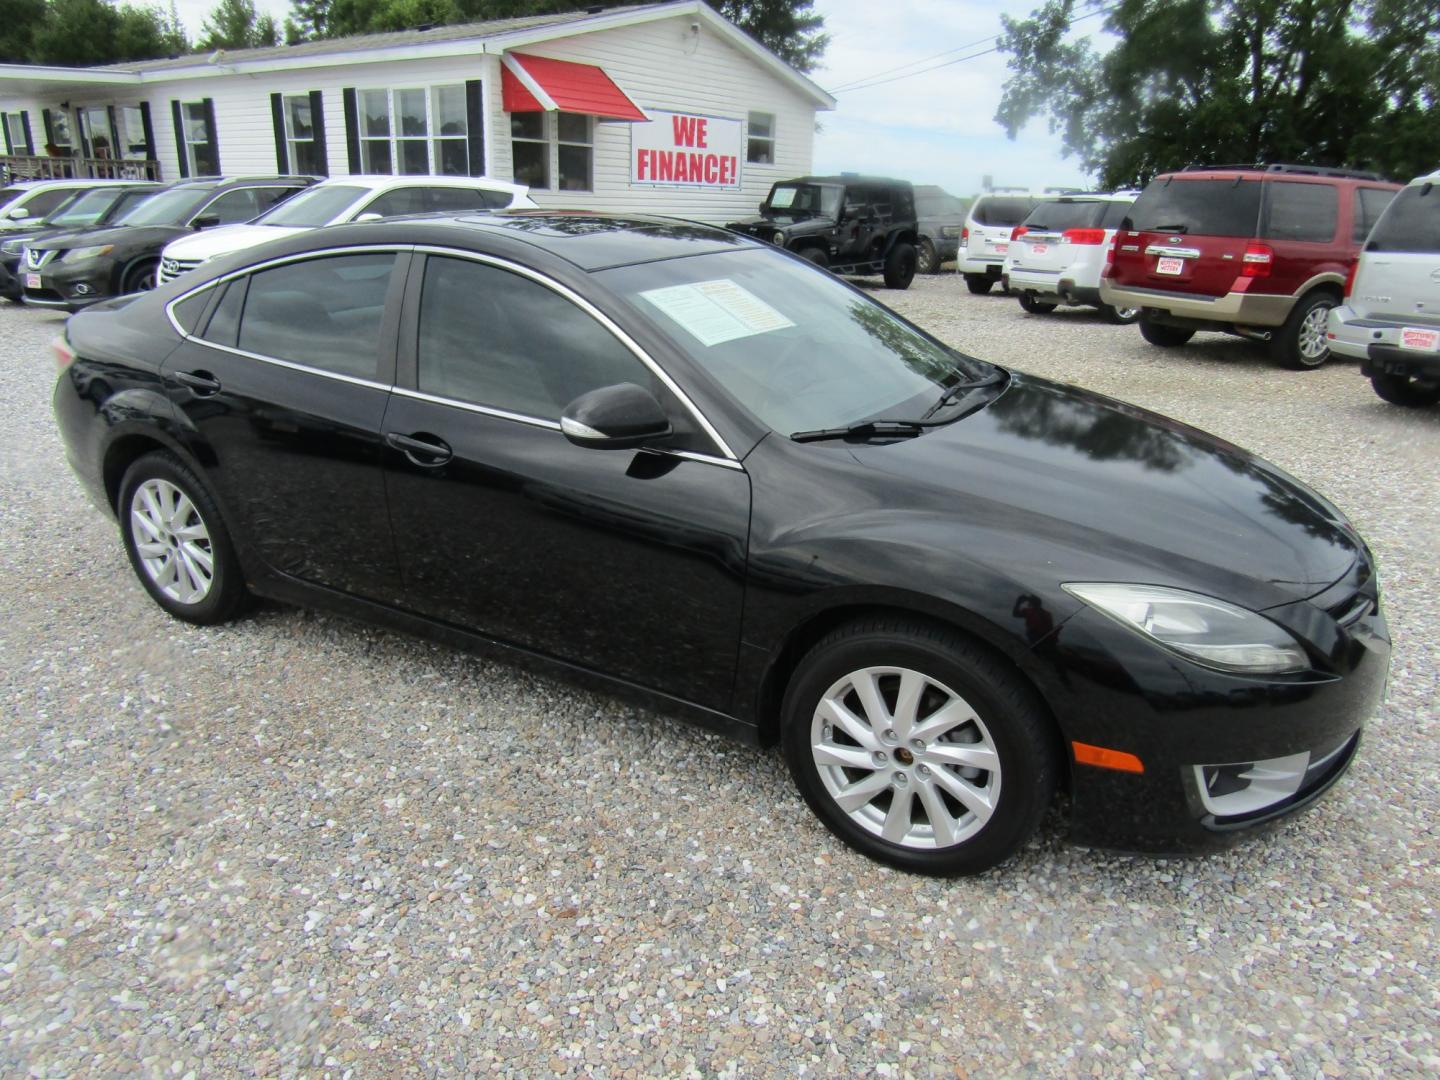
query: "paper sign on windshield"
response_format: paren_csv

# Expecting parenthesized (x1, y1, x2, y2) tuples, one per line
(640, 279, 795, 347)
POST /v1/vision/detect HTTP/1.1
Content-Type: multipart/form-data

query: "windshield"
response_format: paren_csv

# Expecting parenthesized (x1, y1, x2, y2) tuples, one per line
(47, 188, 138, 228)
(602, 249, 996, 436)
(1125, 178, 1262, 236)
(114, 187, 213, 227)
(973, 197, 1039, 226)
(1023, 201, 1106, 231)
(254, 184, 367, 227)
(765, 183, 842, 218)
(1366, 185, 1440, 253)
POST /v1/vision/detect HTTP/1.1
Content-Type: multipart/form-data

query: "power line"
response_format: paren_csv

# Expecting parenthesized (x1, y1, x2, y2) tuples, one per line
(827, 30, 1014, 92)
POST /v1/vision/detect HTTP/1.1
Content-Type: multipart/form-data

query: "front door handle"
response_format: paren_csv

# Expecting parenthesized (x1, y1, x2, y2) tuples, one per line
(174, 369, 221, 395)
(386, 431, 453, 466)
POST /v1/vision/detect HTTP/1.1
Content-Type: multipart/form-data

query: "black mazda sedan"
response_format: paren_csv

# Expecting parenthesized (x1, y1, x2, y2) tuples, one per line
(52, 213, 1390, 874)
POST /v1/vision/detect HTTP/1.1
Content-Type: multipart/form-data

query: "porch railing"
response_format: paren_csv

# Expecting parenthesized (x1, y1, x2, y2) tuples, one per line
(0, 154, 161, 183)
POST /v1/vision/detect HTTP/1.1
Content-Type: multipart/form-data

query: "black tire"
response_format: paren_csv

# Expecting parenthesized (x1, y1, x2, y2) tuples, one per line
(1018, 291, 1057, 315)
(1370, 372, 1440, 407)
(798, 247, 830, 270)
(118, 451, 249, 625)
(781, 618, 1059, 876)
(1137, 315, 1196, 347)
(882, 242, 917, 289)
(123, 259, 159, 294)
(916, 238, 939, 275)
(964, 273, 993, 295)
(1099, 303, 1140, 325)
(1270, 290, 1338, 370)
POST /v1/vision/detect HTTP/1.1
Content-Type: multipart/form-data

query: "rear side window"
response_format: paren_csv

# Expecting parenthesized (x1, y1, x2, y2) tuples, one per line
(972, 197, 1037, 226)
(1353, 187, 1397, 244)
(425, 187, 510, 212)
(236, 252, 396, 379)
(171, 291, 211, 335)
(363, 187, 429, 217)
(1023, 201, 1104, 231)
(417, 255, 655, 421)
(202, 280, 245, 348)
(1125, 179, 1262, 237)
(1367, 186, 1440, 253)
(1099, 201, 1132, 229)
(1262, 181, 1338, 243)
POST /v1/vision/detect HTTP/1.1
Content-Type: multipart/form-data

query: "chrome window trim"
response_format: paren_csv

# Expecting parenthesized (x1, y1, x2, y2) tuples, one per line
(163, 242, 743, 469)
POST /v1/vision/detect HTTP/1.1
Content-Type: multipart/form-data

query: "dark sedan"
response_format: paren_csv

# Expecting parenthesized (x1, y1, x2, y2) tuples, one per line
(52, 213, 1390, 874)
(22, 175, 314, 310)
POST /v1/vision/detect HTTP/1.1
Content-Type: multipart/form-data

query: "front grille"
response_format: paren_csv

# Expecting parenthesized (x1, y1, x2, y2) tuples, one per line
(24, 248, 56, 271)
(158, 257, 203, 284)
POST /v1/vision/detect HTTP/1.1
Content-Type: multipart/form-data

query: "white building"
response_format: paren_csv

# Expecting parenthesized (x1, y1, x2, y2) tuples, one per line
(0, 0, 834, 224)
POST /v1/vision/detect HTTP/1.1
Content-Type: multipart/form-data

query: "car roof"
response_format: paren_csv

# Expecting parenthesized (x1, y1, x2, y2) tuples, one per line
(310, 174, 527, 193)
(1156, 166, 1400, 187)
(4, 178, 140, 190)
(1403, 169, 1440, 187)
(172, 175, 316, 191)
(780, 175, 913, 188)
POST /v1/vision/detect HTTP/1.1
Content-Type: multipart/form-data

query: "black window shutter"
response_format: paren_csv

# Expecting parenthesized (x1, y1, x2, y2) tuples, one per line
(42, 109, 55, 147)
(309, 90, 327, 176)
(270, 93, 289, 173)
(464, 80, 485, 177)
(139, 102, 156, 169)
(201, 98, 220, 174)
(171, 100, 189, 178)
(20, 111, 34, 155)
(106, 105, 120, 154)
(0, 114, 11, 155)
(342, 88, 360, 174)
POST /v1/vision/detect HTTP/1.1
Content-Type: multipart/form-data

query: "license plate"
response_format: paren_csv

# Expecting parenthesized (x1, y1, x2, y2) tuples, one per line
(1031, 243, 1049, 255)
(1156, 256, 1184, 276)
(1400, 326, 1440, 352)
(25, 273, 41, 289)
(994, 243, 1008, 255)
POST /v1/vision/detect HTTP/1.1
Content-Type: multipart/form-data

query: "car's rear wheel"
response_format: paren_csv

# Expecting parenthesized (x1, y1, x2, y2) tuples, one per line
(799, 247, 830, 270)
(1370, 372, 1440, 407)
(1018, 291, 1057, 315)
(1272, 291, 1337, 369)
(916, 238, 939, 275)
(123, 259, 159, 294)
(781, 618, 1059, 875)
(1100, 303, 1140, 325)
(119, 452, 249, 625)
(883, 242, 917, 289)
(964, 274, 993, 295)
(1138, 315, 1196, 347)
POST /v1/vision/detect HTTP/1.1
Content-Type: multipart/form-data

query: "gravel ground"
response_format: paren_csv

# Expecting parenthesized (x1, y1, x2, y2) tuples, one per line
(1, 277, 1436, 1078)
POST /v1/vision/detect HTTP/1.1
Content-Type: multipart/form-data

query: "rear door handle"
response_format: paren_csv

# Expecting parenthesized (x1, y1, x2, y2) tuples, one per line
(386, 431, 453, 466)
(174, 369, 221, 395)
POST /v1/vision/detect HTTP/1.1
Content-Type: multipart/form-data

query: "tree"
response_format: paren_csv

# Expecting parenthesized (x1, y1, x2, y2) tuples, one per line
(706, 1, 827, 72)
(28, 0, 188, 65)
(995, 0, 1440, 187)
(199, 0, 279, 50)
(0, 0, 49, 65)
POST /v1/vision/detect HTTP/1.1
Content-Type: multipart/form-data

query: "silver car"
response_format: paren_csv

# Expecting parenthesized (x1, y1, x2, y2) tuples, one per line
(1328, 168, 1440, 407)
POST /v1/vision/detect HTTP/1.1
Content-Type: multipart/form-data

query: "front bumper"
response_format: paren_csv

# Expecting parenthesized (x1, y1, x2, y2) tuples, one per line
(20, 258, 116, 311)
(1041, 559, 1389, 852)
(0, 257, 20, 300)
(1328, 305, 1440, 377)
(1100, 279, 1295, 328)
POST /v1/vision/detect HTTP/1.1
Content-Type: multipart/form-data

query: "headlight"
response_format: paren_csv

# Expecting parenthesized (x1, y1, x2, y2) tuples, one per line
(1062, 583, 1308, 674)
(64, 245, 114, 262)
(0, 239, 23, 256)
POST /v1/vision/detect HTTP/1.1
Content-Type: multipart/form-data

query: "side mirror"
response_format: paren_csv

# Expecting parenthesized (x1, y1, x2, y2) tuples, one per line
(191, 214, 221, 230)
(353, 212, 383, 223)
(758, 202, 767, 213)
(560, 382, 671, 450)
(6, 206, 29, 220)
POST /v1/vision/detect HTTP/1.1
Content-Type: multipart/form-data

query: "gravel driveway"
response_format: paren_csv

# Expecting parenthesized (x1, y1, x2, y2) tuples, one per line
(2, 277, 1436, 1078)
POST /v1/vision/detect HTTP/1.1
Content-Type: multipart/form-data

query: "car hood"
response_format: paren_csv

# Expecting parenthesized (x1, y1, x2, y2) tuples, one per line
(164, 223, 310, 261)
(32, 224, 185, 252)
(730, 214, 828, 231)
(850, 373, 1359, 609)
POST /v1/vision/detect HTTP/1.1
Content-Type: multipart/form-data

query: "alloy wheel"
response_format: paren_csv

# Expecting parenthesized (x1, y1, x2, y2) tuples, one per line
(130, 478, 215, 604)
(809, 666, 1001, 849)
(1298, 303, 1332, 362)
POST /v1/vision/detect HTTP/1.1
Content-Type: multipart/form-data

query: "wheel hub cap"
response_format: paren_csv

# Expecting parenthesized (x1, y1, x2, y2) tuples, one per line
(130, 478, 215, 605)
(810, 666, 1002, 850)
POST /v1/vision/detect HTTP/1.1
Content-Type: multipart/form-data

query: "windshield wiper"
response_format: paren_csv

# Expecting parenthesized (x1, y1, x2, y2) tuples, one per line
(1148, 223, 1189, 233)
(790, 419, 928, 443)
(923, 370, 1006, 418)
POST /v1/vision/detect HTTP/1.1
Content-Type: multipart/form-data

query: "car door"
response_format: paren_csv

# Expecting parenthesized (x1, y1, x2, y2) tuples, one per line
(381, 250, 751, 711)
(162, 247, 411, 601)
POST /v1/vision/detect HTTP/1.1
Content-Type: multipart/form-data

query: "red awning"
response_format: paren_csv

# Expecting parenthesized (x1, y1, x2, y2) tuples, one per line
(501, 52, 647, 122)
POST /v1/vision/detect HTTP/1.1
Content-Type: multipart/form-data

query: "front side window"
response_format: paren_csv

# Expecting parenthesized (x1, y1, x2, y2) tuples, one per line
(417, 255, 655, 420)
(115, 187, 212, 227)
(182, 102, 218, 175)
(361, 86, 469, 176)
(19, 188, 76, 220)
(200, 187, 292, 227)
(1262, 181, 1338, 243)
(765, 182, 842, 218)
(46, 187, 129, 228)
(284, 94, 324, 176)
(747, 111, 774, 164)
(236, 252, 397, 379)
(254, 184, 366, 227)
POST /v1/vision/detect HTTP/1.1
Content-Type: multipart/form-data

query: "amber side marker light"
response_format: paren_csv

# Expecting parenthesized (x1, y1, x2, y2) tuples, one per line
(1072, 741, 1145, 774)
(52, 335, 75, 372)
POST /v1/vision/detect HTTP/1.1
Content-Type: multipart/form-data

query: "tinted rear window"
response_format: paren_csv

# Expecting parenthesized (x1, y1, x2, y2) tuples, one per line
(1262, 181, 1338, 243)
(1023, 201, 1104, 231)
(916, 191, 966, 217)
(1367, 185, 1440, 253)
(1125, 178, 1262, 237)
(973, 197, 1038, 226)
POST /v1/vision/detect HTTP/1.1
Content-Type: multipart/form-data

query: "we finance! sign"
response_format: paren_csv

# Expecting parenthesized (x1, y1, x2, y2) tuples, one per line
(632, 110, 743, 189)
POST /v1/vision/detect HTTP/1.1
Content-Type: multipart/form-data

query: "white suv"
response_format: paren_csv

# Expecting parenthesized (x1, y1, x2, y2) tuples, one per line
(1327, 168, 1440, 407)
(957, 193, 1060, 294)
(1002, 192, 1139, 323)
(0, 179, 137, 232)
(158, 174, 534, 283)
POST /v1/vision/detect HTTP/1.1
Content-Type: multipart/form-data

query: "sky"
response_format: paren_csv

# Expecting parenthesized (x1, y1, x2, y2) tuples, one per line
(165, 0, 1100, 197)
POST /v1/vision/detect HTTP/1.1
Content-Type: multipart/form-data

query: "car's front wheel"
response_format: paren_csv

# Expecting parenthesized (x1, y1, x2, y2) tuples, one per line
(1138, 315, 1196, 347)
(1370, 371, 1440, 407)
(964, 273, 993, 295)
(119, 452, 249, 625)
(123, 259, 159, 294)
(781, 618, 1059, 875)
(798, 247, 830, 270)
(883, 242, 917, 289)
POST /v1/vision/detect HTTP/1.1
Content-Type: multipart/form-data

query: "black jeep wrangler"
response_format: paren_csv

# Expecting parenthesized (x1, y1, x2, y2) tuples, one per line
(727, 175, 919, 289)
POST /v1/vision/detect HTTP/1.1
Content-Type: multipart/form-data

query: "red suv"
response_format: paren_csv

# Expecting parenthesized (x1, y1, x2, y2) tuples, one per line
(1100, 164, 1400, 369)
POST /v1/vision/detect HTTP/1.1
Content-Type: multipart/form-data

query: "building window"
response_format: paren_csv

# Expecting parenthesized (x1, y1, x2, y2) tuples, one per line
(747, 112, 775, 165)
(3, 111, 27, 154)
(48, 109, 74, 154)
(116, 106, 147, 160)
(509, 112, 592, 192)
(181, 102, 218, 175)
(283, 95, 324, 175)
(360, 86, 468, 176)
